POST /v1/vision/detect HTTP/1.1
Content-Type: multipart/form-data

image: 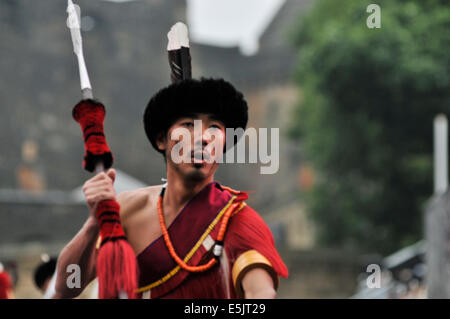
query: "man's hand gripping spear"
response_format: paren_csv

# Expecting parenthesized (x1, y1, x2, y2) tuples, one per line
(66, 0, 137, 299)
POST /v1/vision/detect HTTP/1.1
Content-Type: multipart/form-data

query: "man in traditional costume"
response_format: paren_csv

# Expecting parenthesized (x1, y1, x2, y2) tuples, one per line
(54, 21, 287, 299)
(54, 77, 288, 299)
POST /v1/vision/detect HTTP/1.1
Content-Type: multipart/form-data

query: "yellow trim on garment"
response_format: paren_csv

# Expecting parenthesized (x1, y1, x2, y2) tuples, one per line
(136, 197, 246, 293)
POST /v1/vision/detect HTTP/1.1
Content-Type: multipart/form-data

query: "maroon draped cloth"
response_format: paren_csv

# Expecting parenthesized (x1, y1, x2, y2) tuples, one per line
(136, 182, 288, 298)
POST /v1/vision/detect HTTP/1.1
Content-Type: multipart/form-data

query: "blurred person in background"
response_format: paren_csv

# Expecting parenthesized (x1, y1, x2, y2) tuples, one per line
(33, 255, 57, 296)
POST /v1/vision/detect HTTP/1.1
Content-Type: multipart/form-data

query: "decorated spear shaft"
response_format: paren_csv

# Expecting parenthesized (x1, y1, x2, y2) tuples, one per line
(66, 0, 137, 299)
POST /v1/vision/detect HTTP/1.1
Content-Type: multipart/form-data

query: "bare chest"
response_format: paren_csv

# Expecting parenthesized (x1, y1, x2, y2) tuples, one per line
(122, 198, 179, 256)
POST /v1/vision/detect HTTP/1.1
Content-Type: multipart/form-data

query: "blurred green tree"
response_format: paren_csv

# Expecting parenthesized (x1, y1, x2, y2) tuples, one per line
(289, 0, 450, 254)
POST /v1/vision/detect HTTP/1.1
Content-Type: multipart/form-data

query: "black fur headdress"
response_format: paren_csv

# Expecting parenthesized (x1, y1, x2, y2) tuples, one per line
(143, 78, 248, 153)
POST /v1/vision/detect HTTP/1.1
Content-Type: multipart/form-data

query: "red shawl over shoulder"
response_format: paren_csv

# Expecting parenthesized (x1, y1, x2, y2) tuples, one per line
(136, 182, 288, 298)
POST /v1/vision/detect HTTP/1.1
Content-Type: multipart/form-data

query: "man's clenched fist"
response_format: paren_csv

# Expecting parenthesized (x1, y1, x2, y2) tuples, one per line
(82, 168, 116, 216)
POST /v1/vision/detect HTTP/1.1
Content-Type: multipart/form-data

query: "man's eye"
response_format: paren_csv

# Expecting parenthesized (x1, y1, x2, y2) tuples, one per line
(182, 122, 194, 127)
(210, 124, 221, 129)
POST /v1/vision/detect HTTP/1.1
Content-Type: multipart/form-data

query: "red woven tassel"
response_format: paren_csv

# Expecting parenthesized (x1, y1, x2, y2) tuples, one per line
(96, 200, 138, 299)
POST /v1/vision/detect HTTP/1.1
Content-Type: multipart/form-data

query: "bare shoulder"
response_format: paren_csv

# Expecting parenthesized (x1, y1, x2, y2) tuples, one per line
(117, 185, 163, 221)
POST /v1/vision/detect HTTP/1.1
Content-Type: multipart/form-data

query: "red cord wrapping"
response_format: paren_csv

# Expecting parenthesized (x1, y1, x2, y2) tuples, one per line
(72, 99, 113, 172)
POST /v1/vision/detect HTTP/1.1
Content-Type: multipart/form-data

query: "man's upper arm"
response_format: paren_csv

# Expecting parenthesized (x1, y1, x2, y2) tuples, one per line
(225, 205, 288, 298)
(241, 267, 276, 299)
(231, 249, 279, 298)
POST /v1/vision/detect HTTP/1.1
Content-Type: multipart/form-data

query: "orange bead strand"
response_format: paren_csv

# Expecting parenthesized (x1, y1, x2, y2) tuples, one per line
(157, 189, 238, 273)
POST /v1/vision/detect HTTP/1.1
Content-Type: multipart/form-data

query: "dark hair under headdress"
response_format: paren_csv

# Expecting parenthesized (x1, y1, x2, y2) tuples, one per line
(143, 78, 248, 154)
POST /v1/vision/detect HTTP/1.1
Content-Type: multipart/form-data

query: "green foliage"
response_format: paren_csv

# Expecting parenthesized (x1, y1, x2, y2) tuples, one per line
(289, 0, 450, 254)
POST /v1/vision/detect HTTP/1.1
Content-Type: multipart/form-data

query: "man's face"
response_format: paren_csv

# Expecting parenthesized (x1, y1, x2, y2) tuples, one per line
(157, 113, 226, 182)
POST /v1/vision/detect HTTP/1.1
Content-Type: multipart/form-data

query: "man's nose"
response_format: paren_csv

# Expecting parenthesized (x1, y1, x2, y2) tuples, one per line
(191, 126, 206, 143)
(203, 129, 215, 144)
(193, 130, 211, 147)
